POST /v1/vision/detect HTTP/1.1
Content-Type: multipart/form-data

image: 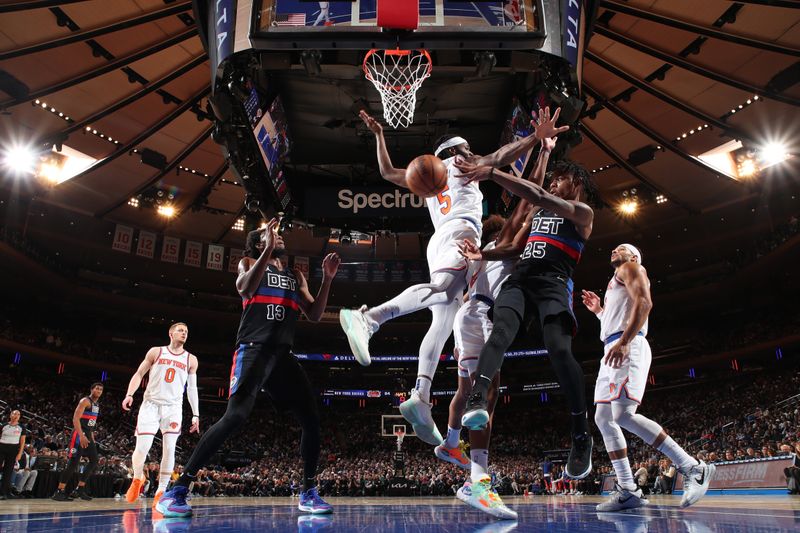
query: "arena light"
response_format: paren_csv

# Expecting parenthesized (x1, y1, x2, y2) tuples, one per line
(655, 194, 668, 205)
(233, 218, 245, 231)
(617, 199, 638, 216)
(760, 142, 789, 167)
(157, 204, 176, 218)
(737, 157, 758, 178)
(1, 143, 38, 175)
(128, 197, 139, 207)
(35, 145, 97, 185)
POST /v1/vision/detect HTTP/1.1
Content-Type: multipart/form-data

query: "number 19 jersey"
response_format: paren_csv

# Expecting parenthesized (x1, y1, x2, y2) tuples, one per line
(143, 347, 190, 405)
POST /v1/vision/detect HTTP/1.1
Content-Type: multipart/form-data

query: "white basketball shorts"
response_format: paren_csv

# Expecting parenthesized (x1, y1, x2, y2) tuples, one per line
(594, 335, 652, 404)
(135, 400, 183, 436)
(426, 218, 480, 276)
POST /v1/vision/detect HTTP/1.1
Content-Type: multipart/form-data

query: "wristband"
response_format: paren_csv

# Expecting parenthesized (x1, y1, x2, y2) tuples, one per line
(126, 394, 133, 398)
(192, 415, 199, 419)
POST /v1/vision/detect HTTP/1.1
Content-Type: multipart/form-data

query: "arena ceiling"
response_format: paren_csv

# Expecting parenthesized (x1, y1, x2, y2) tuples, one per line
(0, 0, 799, 265)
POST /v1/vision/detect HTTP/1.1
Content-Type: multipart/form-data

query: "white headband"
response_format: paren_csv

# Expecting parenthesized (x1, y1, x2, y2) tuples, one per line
(434, 136, 468, 157)
(619, 243, 642, 264)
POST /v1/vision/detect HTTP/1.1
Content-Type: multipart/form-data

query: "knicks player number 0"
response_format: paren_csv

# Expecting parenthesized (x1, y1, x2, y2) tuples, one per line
(521, 241, 546, 260)
(164, 367, 176, 383)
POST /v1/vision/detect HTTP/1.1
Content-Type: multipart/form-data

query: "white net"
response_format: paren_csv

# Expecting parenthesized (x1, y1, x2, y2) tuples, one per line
(363, 49, 432, 129)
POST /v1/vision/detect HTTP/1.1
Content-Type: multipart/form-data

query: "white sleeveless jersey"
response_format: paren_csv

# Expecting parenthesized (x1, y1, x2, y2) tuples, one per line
(599, 273, 649, 341)
(467, 242, 516, 300)
(143, 346, 190, 405)
(425, 156, 483, 232)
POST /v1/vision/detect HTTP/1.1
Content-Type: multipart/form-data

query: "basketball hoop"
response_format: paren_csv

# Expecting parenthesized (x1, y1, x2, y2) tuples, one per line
(363, 49, 432, 129)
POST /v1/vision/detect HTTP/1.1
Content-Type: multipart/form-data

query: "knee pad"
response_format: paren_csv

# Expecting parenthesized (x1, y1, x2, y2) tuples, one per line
(614, 403, 662, 444)
(594, 404, 626, 452)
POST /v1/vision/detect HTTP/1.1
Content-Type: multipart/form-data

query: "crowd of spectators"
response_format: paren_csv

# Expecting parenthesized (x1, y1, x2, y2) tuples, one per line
(1, 357, 798, 499)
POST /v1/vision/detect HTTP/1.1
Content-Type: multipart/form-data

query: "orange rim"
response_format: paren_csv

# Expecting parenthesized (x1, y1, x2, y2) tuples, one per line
(363, 48, 432, 82)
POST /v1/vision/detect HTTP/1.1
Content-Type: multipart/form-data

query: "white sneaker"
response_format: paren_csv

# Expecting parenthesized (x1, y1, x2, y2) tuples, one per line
(339, 306, 372, 366)
(399, 389, 443, 445)
(596, 483, 648, 512)
(680, 461, 715, 508)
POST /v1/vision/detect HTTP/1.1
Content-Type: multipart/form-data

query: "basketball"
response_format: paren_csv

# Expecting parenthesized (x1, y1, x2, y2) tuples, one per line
(405, 154, 448, 198)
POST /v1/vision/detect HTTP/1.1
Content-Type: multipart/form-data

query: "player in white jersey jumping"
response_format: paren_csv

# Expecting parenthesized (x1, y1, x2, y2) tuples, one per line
(435, 133, 557, 520)
(581, 245, 715, 511)
(340, 108, 567, 444)
(122, 322, 199, 509)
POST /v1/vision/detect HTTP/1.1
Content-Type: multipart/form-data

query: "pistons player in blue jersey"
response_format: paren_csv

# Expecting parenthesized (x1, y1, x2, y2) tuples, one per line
(158, 218, 341, 517)
(51, 382, 103, 501)
(456, 157, 598, 480)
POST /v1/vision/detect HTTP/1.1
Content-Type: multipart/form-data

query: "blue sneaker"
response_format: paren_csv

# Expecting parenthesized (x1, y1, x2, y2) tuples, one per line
(155, 485, 192, 518)
(298, 487, 333, 514)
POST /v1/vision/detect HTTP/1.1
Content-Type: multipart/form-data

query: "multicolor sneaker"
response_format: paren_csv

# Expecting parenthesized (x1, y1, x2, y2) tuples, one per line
(298, 487, 333, 514)
(680, 461, 716, 508)
(339, 306, 373, 366)
(461, 476, 518, 520)
(461, 391, 489, 430)
(399, 389, 444, 446)
(435, 442, 472, 470)
(155, 485, 192, 518)
(126, 478, 143, 503)
(596, 482, 648, 512)
(456, 481, 472, 503)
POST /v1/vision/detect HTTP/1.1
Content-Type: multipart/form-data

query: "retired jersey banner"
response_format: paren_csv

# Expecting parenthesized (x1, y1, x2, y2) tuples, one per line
(228, 248, 244, 273)
(184, 241, 202, 268)
(161, 236, 180, 264)
(206, 244, 225, 271)
(111, 224, 133, 253)
(136, 230, 156, 259)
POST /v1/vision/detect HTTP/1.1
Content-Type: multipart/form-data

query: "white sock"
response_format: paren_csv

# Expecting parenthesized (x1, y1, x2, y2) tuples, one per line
(611, 457, 637, 491)
(157, 473, 171, 493)
(470, 449, 489, 482)
(415, 377, 432, 403)
(445, 426, 461, 448)
(657, 436, 698, 472)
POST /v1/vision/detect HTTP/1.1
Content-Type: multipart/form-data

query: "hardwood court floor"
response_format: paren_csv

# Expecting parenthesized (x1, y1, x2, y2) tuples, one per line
(1, 494, 798, 532)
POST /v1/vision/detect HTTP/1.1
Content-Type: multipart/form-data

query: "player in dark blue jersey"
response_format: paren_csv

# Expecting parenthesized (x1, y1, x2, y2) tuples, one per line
(456, 158, 597, 481)
(158, 218, 341, 517)
(52, 382, 103, 501)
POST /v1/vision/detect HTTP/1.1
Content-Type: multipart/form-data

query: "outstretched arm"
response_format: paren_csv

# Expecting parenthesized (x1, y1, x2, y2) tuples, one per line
(493, 135, 556, 247)
(187, 355, 200, 433)
(472, 107, 568, 168)
(360, 110, 408, 187)
(236, 219, 278, 299)
(457, 163, 593, 232)
(296, 253, 341, 322)
(122, 347, 159, 410)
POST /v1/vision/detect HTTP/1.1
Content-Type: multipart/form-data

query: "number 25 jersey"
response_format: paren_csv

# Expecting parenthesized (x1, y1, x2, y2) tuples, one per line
(519, 208, 585, 279)
(236, 264, 301, 346)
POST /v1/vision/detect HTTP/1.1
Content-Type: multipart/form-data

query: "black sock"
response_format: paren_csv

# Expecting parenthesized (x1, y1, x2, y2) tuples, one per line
(570, 411, 589, 436)
(175, 473, 196, 488)
(303, 475, 316, 492)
